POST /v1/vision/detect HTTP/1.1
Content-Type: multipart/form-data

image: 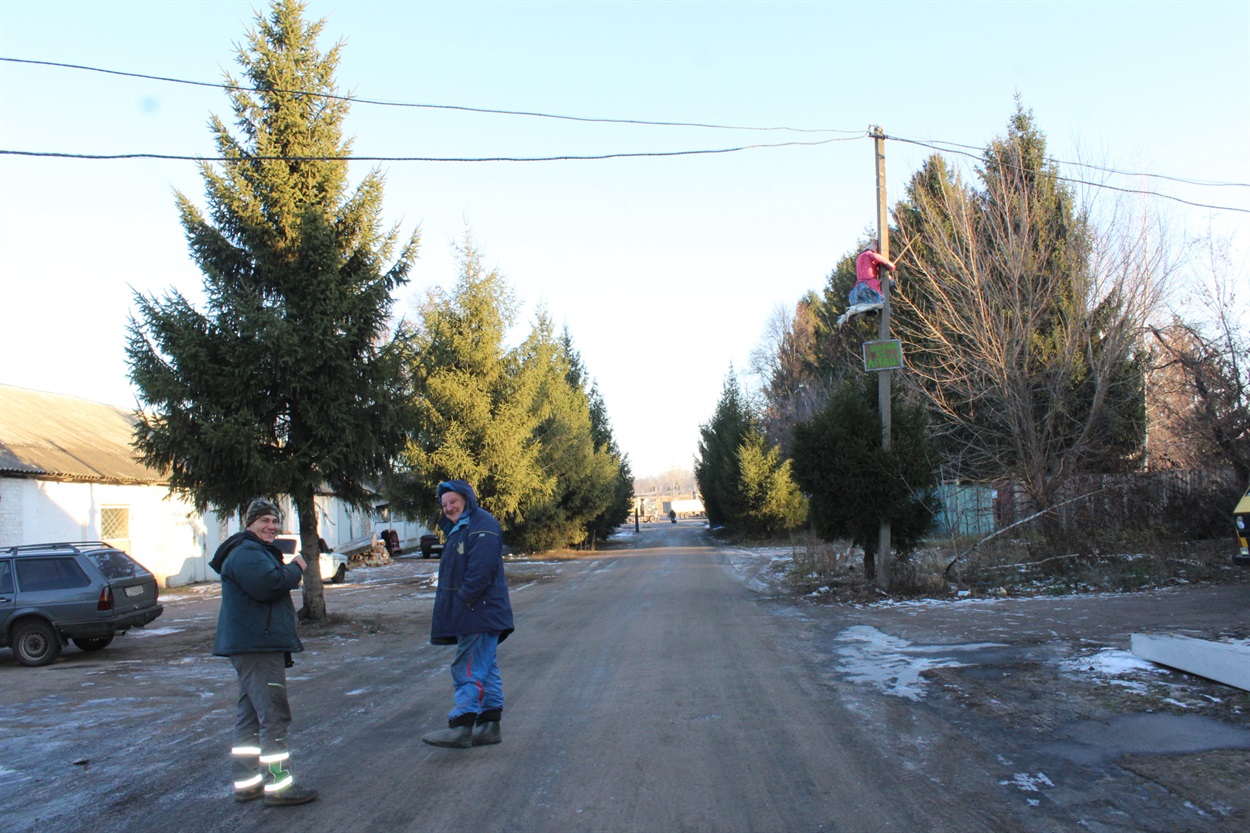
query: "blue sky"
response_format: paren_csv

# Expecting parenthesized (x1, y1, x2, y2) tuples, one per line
(2, 0, 1247, 477)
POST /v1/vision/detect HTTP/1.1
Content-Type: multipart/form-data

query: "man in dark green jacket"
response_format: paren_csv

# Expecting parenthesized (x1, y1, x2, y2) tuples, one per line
(211, 498, 317, 807)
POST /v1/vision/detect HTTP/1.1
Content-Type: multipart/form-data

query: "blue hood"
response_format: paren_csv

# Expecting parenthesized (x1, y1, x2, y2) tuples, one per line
(437, 479, 480, 531)
(437, 479, 479, 511)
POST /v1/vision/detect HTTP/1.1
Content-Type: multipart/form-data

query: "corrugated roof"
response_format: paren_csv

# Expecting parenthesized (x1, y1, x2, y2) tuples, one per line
(0, 385, 165, 484)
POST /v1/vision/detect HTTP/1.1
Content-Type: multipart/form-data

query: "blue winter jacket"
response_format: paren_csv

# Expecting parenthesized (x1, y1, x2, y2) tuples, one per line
(211, 531, 305, 656)
(431, 480, 515, 645)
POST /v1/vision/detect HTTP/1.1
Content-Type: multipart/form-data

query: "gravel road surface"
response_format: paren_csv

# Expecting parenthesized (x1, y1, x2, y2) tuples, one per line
(2, 520, 1247, 832)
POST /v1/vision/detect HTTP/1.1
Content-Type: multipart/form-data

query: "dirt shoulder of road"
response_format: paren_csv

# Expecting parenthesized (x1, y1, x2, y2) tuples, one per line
(720, 538, 1250, 831)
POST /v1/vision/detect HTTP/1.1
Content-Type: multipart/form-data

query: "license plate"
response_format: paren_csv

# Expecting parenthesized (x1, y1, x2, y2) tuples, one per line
(124, 585, 144, 598)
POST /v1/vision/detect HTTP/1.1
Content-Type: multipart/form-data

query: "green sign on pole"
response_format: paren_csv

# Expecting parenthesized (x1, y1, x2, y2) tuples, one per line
(863, 339, 904, 372)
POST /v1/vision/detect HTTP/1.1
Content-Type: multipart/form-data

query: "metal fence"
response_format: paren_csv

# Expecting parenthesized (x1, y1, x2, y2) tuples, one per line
(984, 468, 1244, 539)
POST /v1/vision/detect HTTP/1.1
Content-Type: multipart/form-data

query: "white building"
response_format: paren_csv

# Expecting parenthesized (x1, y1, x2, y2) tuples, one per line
(0, 385, 208, 586)
(1, 385, 434, 587)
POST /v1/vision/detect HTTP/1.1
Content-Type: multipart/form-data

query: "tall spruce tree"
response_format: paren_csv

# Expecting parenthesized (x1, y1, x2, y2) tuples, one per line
(508, 315, 619, 551)
(584, 381, 635, 546)
(127, 0, 417, 622)
(391, 235, 547, 529)
(695, 370, 755, 528)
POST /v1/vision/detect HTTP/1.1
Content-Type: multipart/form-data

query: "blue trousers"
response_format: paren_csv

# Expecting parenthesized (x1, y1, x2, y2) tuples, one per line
(449, 632, 503, 720)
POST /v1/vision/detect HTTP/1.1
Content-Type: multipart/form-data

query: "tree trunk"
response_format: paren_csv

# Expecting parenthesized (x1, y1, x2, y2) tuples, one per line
(296, 491, 328, 624)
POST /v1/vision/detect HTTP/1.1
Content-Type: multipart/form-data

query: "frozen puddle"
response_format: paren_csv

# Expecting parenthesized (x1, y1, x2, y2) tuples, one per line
(1039, 714, 1250, 765)
(833, 625, 1007, 700)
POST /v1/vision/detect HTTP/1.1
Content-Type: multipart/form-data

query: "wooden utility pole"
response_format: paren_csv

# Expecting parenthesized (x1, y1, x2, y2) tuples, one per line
(872, 126, 892, 591)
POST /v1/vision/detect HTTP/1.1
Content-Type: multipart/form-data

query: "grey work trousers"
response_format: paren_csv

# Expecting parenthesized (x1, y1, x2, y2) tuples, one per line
(229, 652, 293, 789)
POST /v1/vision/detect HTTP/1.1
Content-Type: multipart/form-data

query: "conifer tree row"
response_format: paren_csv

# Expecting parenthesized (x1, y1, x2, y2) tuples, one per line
(390, 234, 632, 550)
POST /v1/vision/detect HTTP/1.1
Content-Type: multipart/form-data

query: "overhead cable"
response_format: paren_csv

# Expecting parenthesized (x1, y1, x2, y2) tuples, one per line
(0, 134, 860, 163)
(885, 134, 1250, 215)
(2, 56, 1246, 213)
(908, 135, 1250, 189)
(0, 56, 856, 135)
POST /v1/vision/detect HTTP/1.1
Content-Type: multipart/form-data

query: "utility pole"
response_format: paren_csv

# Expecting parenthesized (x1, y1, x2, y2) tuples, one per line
(872, 125, 892, 591)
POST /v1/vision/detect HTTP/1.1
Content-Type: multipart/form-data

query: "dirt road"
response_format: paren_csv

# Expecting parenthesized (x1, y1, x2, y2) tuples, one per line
(2, 521, 1247, 832)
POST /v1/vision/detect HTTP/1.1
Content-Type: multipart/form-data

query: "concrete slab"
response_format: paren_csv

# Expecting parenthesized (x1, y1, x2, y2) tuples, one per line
(1131, 633, 1250, 692)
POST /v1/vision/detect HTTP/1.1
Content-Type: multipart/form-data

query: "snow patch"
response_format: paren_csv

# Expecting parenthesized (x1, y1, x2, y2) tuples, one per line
(1060, 648, 1156, 677)
(833, 625, 969, 701)
(126, 627, 183, 639)
(1001, 771, 1054, 792)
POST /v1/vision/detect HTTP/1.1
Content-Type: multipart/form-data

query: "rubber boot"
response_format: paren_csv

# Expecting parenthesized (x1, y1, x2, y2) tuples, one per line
(264, 782, 319, 806)
(472, 709, 502, 746)
(261, 758, 318, 806)
(423, 713, 476, 749)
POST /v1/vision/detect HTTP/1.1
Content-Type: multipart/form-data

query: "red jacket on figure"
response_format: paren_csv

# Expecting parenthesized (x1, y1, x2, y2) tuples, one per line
(854, 249, 895, 294)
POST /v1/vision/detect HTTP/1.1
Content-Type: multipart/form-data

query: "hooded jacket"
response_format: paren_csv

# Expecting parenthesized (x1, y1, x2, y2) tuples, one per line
(211, 530, 305, 656)
(431, 480, 515, 645)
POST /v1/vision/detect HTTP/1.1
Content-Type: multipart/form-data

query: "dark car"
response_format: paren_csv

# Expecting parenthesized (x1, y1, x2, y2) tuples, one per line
(419, 533, 443, 559)
(0, 541, 164, 667)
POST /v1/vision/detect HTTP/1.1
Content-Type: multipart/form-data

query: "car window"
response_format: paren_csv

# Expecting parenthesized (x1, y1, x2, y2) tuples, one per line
(274, 538, 298, 556)
(15, 557, 92, 591)
(85, 550, 152, 580)
(0, 560, 12, 594)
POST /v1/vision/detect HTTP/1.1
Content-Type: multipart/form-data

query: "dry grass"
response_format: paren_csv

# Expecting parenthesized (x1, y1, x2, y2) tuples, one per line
(778, 530, 1245, 602)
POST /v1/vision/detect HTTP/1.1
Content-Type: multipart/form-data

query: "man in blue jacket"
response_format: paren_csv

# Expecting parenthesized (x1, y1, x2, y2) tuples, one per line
(423, 480, 515, 749)
(210, 498, 318, 806)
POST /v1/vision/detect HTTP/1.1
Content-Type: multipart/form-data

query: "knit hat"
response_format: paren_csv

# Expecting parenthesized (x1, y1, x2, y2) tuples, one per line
(244, 497, 283, 527)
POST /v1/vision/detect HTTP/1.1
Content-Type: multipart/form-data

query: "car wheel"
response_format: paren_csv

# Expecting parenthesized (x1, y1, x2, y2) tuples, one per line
(72, 636, 115, 652)
(13, 619, 62, 667)
(331, 563, 347, 584)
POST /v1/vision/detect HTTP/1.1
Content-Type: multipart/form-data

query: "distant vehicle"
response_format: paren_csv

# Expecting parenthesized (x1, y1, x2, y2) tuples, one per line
(273, 534, 348, 584)
(663, 499, 706, 518)
(419, 533, 444, 559)
(0, 541, 163, 667)
(1235, 486, 1250, 567)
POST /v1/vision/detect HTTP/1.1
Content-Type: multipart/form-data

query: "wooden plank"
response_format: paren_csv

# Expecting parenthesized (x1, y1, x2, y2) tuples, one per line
(1131, 633, 1250, 692)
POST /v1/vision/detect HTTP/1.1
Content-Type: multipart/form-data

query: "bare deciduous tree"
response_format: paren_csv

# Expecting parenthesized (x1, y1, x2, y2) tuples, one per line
(1148, 236, 1250, 484)
(891, 108, 1167, 523)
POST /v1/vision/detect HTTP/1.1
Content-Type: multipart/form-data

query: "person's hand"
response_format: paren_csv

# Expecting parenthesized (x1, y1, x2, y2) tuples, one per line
(293, 555, 308, 571)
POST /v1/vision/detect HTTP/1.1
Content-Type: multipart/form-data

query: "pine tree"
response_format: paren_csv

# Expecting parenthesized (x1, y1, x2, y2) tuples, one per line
(584, 382, 635, 546)
(695, 370, 755, 528)
(736, 434, 808, 535)
(127, 0, 417, 622)
(508, 315, 618, 551)
(791, 379, 938, 578)
(391, 234, 547, 528)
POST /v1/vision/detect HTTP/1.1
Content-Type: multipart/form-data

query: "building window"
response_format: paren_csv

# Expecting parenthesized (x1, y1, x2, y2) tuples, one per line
(102, 506, 130, 551)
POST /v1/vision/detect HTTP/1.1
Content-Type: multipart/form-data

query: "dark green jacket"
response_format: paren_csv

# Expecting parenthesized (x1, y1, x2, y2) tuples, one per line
(211, 531, 304, 656)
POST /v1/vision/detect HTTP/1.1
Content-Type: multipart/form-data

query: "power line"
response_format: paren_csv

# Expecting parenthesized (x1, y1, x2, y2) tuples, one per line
(0, 56, 857, 135)
(904, 135, 1250, 189)
(2, 56, 1246, 213)
(6, 56, 1246, 190)
(0, 135, 860, 163)
(885, 134, 1250, 215)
